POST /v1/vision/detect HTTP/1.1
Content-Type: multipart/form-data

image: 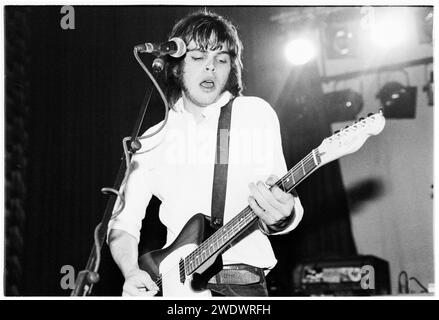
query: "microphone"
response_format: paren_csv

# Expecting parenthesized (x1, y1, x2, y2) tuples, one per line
(134, 37, 186, 58)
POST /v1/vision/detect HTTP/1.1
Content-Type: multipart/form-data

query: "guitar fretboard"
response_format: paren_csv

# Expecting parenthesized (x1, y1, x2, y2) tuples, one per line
(183, 148, 321, 275)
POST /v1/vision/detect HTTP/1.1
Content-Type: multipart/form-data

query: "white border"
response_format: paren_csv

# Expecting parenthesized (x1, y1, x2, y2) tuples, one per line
(1, 1, 437, 300)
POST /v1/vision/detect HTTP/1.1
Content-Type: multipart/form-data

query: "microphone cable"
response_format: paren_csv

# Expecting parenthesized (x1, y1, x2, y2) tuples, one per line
(92, 48, 171, 275)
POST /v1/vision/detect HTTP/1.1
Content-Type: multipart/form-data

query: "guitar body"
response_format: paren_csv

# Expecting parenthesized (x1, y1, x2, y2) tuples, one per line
(138, 213, 222, 297)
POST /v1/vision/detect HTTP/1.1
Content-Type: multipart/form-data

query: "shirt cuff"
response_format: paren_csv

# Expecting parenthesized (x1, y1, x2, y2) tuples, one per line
(107, 219, 141, 244)
(258, 195, 304, 236)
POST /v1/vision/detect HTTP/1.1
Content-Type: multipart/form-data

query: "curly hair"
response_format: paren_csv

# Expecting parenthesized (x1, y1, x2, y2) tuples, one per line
(164, 10, 244, 107)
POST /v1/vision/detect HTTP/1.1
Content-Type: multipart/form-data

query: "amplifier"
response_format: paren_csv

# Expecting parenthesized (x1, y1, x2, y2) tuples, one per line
(292, 255, 391, 296)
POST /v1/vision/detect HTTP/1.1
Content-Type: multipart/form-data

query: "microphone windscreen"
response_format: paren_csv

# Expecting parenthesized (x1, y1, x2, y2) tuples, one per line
(169, 37, 187, 58)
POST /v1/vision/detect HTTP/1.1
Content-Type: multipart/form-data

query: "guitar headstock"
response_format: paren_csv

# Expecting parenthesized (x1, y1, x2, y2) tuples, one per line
(318, 111, 386, 166)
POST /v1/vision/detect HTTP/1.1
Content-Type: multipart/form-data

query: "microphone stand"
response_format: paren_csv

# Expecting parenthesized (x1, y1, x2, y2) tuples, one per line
(71, 56, 165, 296)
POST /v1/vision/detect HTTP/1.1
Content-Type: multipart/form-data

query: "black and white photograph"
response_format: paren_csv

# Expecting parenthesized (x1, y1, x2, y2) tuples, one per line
(2, 3, 436, 301)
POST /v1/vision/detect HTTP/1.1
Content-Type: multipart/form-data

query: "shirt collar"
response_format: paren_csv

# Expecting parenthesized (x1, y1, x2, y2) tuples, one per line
(173, 91, 233, 116)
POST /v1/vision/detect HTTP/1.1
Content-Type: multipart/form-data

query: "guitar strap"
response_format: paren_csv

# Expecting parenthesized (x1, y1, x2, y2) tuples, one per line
(210, 97, 235, 229)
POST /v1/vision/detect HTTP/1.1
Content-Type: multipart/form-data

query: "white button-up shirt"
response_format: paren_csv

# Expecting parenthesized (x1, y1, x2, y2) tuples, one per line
(108, 91, 303, 270)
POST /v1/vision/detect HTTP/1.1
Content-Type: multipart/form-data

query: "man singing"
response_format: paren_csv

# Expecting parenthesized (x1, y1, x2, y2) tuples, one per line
(108, 10, 304, 297)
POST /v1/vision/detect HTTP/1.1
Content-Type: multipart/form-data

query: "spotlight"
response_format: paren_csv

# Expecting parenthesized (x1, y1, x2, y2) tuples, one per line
(284, 38, 317, 66)
(324, 89, 363, 122)
(333, 28, 353, 56)
(325, 23, 358, 59)
(376, 81, 417, 118)
(369, 8, 412, 49)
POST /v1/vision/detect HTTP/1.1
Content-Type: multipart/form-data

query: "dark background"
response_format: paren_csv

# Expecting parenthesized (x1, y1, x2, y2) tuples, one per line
(5, 6, 356, 296)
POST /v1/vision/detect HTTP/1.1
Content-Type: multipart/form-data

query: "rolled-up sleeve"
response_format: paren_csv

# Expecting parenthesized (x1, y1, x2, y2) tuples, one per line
(107, 149, 153, 243)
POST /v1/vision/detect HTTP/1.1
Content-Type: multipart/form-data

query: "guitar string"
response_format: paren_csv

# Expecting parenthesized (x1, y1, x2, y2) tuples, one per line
(155, 148, 323, 291)
(185, 150, 318, 269)
(153, 255, 192, 291)
(155, 153, 316, 291)
(153, 261, 180, 292)
(185, 206, 257, 273)
(185, 150, 319, 272)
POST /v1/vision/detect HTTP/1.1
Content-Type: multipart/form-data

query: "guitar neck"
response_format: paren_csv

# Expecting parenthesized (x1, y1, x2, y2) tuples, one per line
(184, 148, 322, 275)
(273, 148, 322, 193)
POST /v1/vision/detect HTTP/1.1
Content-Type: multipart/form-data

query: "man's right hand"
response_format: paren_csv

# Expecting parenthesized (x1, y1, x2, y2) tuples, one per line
(108, 230, 158, 296)
(122, 268, 159, 296)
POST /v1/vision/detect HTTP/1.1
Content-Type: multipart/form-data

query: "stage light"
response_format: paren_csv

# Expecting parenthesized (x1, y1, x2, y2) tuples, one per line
(324, 89, 364, 122)
(369, 9, 412, 49)
(325, 23, 359, 59)
(333, 28, 353, 56)
(284, 38, 317, 66)
(376, 81, 417, 119)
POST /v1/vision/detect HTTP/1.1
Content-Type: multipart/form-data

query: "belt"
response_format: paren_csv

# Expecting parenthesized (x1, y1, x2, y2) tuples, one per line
(207, 264, 265, 285)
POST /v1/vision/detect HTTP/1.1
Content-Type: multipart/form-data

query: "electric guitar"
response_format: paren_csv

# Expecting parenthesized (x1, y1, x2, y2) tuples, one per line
(138, 111, 386, 296)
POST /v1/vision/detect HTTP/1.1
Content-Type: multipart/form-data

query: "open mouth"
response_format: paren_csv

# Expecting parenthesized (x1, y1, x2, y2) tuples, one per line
(200, 80, 215, 89)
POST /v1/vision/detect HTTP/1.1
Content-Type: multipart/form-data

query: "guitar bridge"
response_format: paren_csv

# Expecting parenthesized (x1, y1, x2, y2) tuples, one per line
(179, 258, 186, 284)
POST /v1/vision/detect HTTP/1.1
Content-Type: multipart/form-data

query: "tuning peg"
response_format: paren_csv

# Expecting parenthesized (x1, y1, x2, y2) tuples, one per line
(334, 130, 340, 134)
(358, 117, 365, 121)
(367, 113, 374, 117)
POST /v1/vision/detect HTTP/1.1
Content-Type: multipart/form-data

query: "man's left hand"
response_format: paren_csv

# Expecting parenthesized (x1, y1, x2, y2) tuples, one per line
(248, 174, 295, 232)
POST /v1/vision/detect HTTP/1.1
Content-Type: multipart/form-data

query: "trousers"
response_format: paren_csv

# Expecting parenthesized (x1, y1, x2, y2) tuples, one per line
(206, 264, 268, 297)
